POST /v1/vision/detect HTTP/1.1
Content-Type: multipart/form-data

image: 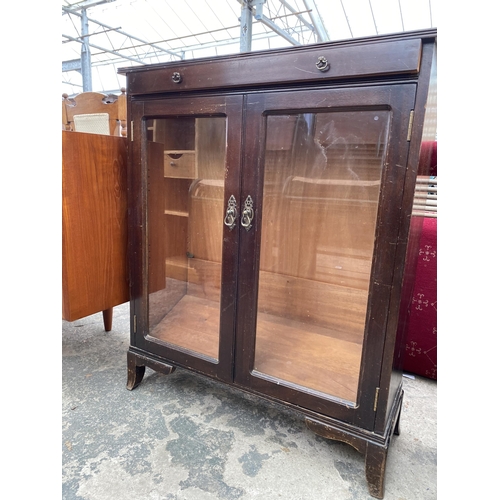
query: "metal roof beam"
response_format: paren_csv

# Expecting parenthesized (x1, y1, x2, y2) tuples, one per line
(62, 6, 182, 59)
(303, 0, 329, 41)
(255, 14, 300, 45)
(239, 0, 253, 52)
(253, 0, 300, 46)
(135, 29, 288, 61)
(63, 1, 326, 72)
(62, 34, 147, 65)
(62, 58, 82, 72)
(63, 0, 116, 11)
(81, 8, 92, 91)
(280, 0, 314, 31)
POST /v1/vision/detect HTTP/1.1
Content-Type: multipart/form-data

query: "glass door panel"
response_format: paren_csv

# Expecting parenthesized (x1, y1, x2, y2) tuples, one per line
(254, 110, 390, 403)
(146, 116, 227, 361)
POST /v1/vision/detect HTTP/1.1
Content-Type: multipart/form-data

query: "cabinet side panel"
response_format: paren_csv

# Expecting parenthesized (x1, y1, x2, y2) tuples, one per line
(62, 132, 129, 321)
(375, 40, 437, 433)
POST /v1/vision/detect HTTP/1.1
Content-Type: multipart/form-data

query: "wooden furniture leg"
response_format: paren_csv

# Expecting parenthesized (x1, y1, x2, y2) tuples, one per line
(305, 390, 403, 499)
(127, 350, 176, 390)
(365, 442, 389, 499)
(127, 350, 146, 390)
(393, 402, 402, 436)
(102, 308, 113, 331)
(305, 420, 392, 499)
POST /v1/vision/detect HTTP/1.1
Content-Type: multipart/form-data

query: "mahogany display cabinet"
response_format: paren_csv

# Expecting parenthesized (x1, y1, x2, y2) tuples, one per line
(118, 29, 437, 498)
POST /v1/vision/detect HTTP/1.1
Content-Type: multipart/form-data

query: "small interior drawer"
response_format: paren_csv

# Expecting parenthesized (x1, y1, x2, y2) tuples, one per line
(164, 150, 195, 178)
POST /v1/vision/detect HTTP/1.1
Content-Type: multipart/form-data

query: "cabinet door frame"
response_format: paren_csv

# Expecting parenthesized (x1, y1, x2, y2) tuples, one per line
(128, 94, 244, 383)
(234, 84, 417, 428)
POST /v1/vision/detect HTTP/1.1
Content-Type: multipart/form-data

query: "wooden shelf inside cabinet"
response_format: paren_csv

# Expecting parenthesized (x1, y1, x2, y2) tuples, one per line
(164, 209, 189, 217)
(164, 255, 189, 281)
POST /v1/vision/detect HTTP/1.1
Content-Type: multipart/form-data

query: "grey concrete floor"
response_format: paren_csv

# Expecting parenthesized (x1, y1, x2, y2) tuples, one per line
(62, 302, 437, 500)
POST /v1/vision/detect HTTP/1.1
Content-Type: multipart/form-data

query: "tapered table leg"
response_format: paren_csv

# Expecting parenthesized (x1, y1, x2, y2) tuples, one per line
(102, 308, 113, 331)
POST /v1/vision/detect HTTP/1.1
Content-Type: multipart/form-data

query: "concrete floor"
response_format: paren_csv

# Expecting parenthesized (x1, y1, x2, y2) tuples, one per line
(62, 302, 437, 500)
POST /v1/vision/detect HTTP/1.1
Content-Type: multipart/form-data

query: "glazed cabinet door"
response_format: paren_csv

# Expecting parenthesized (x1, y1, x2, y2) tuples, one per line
(129, 95, 244, 382)
(235, 84, 417, 426)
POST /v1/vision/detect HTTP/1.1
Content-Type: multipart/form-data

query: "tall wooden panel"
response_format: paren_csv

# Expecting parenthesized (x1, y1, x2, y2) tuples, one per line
(62, 131, 128, 322)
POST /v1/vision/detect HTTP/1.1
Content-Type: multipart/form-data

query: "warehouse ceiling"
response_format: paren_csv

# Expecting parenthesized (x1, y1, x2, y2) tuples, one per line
(62, 0, 437, 96)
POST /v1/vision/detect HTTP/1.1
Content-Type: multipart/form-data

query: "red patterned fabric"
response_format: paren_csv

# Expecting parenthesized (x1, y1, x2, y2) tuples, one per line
(402, 217, 437, 379)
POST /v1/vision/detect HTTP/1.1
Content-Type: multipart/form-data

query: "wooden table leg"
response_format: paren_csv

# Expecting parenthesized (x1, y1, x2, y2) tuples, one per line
(102, 307, 113, 331)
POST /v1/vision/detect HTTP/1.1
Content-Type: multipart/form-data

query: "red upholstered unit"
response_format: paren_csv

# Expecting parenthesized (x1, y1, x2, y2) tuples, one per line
(402, 215, 437, 380)
(400, 140, 437, 380)
(418, 141, 437, 177)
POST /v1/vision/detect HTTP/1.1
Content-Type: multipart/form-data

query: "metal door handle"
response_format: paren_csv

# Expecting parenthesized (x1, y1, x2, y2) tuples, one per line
(241, 195, 254, 231)
(224, 195, 238, 230)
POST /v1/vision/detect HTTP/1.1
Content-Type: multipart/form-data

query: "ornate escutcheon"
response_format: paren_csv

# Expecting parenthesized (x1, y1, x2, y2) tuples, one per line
(241, 195, 254, 231)
(224, 195, 238, 230)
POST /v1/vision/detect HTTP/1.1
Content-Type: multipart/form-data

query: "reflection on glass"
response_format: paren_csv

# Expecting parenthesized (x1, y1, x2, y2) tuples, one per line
(255, 111, 389, 403)
(146, 116, 227, 361)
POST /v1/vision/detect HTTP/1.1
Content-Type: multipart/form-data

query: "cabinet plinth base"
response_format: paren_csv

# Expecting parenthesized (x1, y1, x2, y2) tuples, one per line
(126, 350, 176, 390)
(305, 389, 403, 499)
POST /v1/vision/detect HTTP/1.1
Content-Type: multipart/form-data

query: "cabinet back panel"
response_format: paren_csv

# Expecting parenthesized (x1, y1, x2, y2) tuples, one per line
(188, 182, 224, 263)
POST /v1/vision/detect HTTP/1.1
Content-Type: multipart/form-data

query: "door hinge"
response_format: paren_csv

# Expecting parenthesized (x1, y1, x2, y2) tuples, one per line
(373, 387, 380, 411)
(407, 110, 414, 141)
(133, 314, 137, 333)
(130, 121, 134, 141)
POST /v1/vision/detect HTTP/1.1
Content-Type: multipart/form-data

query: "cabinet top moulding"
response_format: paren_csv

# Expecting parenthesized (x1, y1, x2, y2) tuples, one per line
(118, 29, 436, 96)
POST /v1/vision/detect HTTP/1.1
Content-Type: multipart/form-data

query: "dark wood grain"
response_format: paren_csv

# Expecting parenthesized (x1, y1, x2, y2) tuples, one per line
(121, 38, 422, 95)
(121, 30, 437, 499)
